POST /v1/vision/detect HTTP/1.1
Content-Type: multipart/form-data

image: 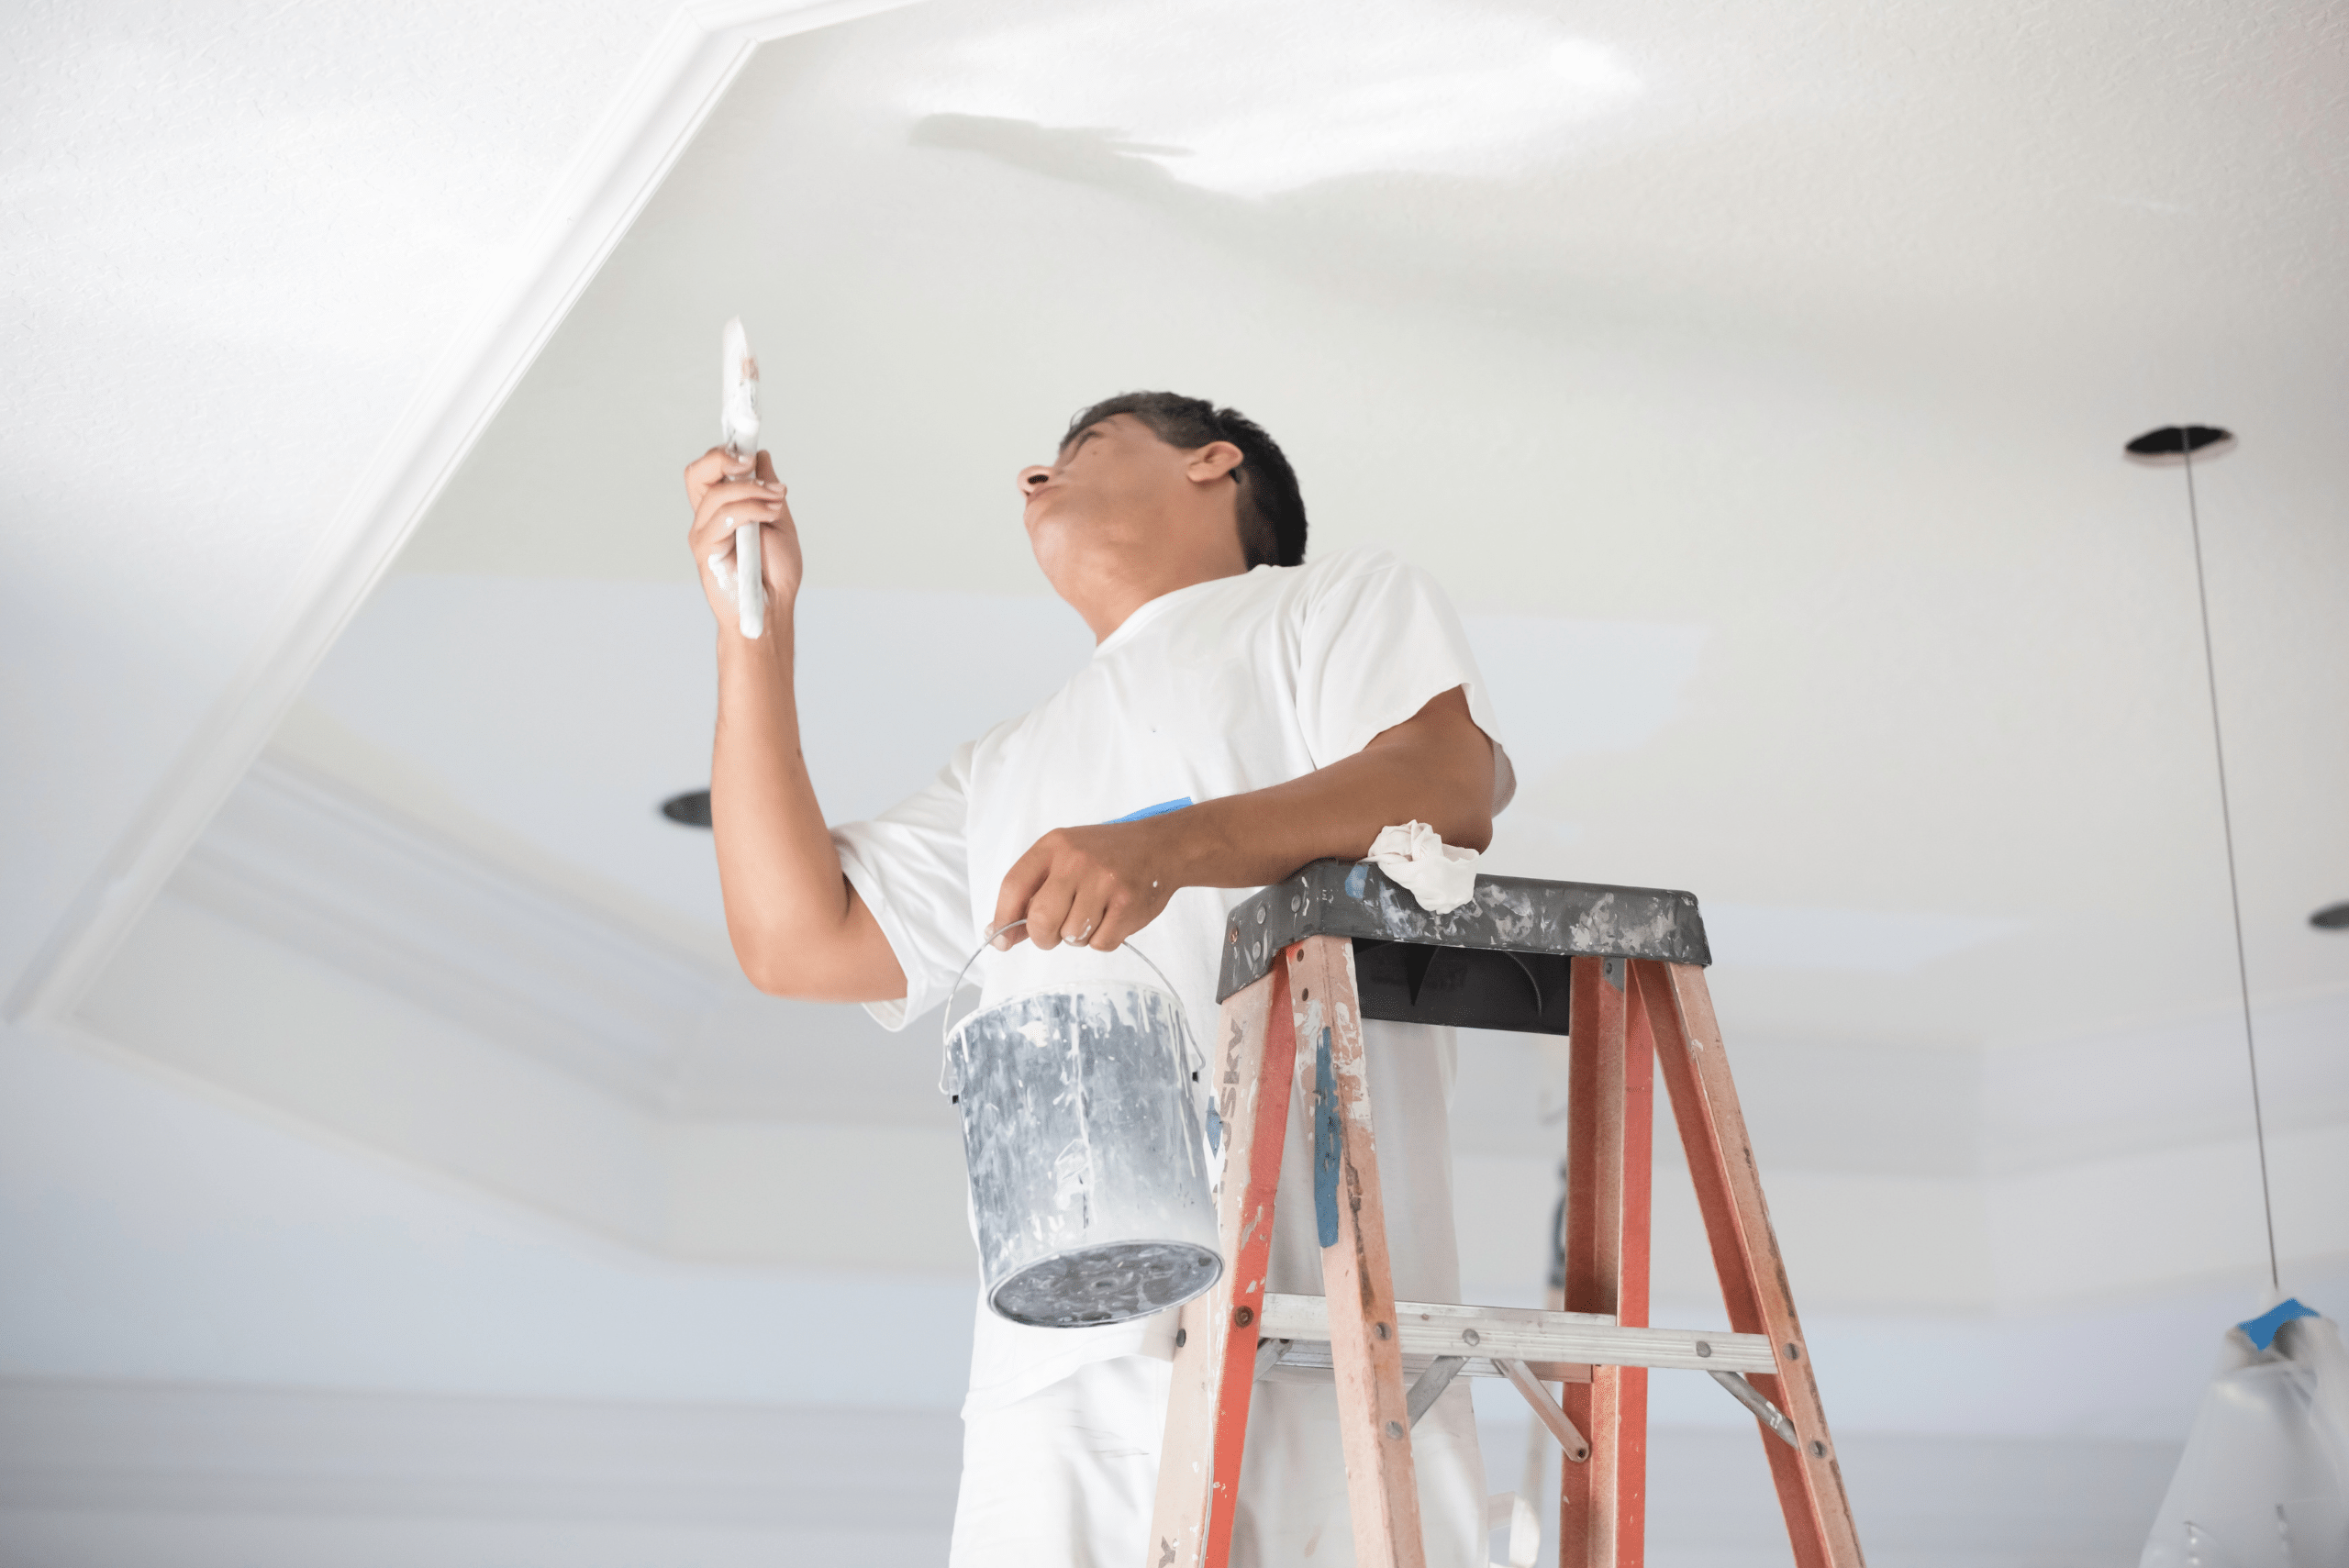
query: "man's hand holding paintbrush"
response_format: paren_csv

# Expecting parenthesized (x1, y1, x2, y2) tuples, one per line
(684, 444, 800, 633)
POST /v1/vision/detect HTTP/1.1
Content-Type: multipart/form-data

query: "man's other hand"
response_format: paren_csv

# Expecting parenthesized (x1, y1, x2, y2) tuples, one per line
(992, 817, 1188, 953)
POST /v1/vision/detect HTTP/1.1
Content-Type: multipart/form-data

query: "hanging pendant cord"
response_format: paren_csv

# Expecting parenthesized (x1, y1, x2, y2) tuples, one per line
(2180, 438, 2280, 1294)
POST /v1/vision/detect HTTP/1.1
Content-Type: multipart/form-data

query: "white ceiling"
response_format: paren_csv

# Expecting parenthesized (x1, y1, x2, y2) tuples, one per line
(1, 0, 690, 988)
(361, 0, 2349, 1049)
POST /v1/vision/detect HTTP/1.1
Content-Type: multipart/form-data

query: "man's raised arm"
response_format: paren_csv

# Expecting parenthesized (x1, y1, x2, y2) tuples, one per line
(685, 446, 907, 1002)
(991, 685, 1497, 953)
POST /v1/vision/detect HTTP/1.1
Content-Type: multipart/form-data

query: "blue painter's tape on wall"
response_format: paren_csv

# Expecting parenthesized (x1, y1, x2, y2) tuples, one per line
(1107, 796, 1194, 824)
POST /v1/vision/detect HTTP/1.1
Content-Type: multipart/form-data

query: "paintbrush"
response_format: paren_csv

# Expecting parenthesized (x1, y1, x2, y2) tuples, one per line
(717, 316, 766, 639)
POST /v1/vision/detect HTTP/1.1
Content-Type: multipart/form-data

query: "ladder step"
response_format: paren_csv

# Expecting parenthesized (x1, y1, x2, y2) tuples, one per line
(1264, 1340, 1590, 1385)
(1257, 1294, 1776, 1374)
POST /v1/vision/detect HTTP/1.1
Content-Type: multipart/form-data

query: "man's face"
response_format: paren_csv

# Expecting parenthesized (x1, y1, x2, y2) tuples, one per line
(1018, 415, 1197, 552)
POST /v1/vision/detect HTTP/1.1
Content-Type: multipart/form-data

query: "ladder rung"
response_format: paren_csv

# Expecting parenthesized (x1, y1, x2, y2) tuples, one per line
(1264, 1340, 1591, 1385)
(1258, 1294, 1777, 1374)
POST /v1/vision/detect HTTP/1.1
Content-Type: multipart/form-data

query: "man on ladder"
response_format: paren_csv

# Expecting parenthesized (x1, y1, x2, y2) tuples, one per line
(684, 391, 1513, 1565)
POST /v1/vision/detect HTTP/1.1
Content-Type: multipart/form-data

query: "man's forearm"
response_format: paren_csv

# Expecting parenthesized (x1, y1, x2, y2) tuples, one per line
(1169, 706, 1496, 890)
(709, 612, 900, 998)
(991, 686, 1496, 953)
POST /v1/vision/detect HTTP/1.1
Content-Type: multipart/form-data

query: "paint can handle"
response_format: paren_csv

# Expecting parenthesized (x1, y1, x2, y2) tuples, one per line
(938, 920, 1202, 1096)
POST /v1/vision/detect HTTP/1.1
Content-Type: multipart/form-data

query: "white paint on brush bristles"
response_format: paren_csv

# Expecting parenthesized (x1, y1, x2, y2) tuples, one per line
(717, 315, 765, 639)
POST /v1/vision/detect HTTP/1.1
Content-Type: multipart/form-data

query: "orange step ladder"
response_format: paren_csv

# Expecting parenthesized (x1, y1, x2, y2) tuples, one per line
(1146, 860, 1865, 1568)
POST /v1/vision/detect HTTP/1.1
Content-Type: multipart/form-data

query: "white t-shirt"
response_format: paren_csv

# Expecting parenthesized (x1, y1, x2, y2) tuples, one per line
(833, 546, 1514, 1414)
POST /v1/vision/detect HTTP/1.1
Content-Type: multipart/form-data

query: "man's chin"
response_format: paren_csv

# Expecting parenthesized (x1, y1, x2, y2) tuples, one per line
(1025, 519, 1097, 590)
(1025, 507, 1088, 552)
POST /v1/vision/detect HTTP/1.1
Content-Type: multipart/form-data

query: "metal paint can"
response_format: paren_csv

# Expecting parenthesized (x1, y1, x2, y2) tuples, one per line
(942, 932, 1222, 1328)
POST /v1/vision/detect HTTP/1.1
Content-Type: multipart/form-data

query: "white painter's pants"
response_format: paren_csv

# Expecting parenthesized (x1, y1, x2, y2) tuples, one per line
(948, 1352, 1487, 1567)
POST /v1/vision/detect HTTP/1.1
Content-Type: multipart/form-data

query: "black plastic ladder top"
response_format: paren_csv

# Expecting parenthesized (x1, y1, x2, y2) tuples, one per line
(1216, 860, 1712, 1038)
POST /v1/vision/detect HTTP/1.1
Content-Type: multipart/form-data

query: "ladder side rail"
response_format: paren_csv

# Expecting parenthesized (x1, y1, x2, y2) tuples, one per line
(1149, 961, 1300, 1568)
(1631, 960, 1865, 1568)
(1617, 967, 1656, 1566)
(1558, 956, 1642, 1567)
(1288, 935, 1428, 1568)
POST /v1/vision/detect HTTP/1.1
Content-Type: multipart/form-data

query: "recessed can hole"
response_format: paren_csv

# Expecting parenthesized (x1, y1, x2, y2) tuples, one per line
(660, 789, 713, 827)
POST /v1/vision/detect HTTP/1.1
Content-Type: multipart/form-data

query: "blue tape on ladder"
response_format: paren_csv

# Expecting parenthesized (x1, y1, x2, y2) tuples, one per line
(2236, 1297, 2318, 1351)
(1313, 1025, 1341, 1248)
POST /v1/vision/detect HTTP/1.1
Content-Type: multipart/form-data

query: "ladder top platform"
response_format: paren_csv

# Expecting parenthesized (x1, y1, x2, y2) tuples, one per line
(1217, 860, 1711, 1026)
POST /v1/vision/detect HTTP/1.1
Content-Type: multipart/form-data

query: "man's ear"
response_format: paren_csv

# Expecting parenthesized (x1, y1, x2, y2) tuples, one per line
(1186, 441, 1245, 485)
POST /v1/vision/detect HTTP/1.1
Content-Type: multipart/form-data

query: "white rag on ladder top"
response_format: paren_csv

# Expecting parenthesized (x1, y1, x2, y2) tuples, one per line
(1366, 821, 1481, 914)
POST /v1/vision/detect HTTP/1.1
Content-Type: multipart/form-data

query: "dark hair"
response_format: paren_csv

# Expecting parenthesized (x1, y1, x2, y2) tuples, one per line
(1061, 392, 1308, 568)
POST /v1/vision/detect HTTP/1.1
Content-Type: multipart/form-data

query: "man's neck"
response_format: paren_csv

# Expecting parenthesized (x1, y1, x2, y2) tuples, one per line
(1062, 553, 1248, 643)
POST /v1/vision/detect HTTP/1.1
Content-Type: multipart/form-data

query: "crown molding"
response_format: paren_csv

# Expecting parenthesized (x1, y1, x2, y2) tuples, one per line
(154, 757, 726, 1105)
(6, 0, 925, 1029)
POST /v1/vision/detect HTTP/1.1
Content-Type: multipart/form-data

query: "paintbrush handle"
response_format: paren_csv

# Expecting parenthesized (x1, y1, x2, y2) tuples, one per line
(735, 520, 765, 639)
